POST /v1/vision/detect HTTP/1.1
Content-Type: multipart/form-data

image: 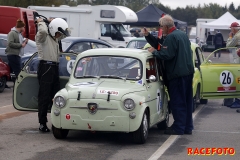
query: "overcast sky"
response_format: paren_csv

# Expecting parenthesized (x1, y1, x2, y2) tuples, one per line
(159, 0, 240, 9)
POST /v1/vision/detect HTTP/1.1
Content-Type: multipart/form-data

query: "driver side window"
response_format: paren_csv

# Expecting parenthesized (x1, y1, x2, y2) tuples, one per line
(69, 42, 91, 53)
(25, 53, 76, 77)
(146, 58, 158, 81)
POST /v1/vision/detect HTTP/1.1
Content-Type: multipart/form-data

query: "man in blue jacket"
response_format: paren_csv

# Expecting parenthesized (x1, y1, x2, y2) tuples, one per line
(144, 15, 194, 135)
(213, 30, 224, 58)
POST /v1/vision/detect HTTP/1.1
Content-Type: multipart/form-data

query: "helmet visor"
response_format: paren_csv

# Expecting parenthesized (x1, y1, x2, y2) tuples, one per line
(58, 27, 70, 37)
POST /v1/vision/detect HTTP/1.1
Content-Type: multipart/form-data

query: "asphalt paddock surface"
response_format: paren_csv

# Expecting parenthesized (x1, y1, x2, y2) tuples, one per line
(1, 99, 239, 160)
(0, 111, 171, 160)
(160, 100, 240, 160)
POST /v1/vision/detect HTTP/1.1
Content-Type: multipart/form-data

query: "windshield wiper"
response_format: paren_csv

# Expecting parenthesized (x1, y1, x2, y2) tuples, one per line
(99, 75, 126, 80)
(78, 75, 99, 78)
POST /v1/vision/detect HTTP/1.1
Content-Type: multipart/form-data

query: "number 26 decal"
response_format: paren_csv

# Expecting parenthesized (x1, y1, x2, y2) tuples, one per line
(220, 70, 233, 87)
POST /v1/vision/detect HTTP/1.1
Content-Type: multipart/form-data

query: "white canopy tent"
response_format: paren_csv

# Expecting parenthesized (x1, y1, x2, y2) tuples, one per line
(201, 12, 240, 29)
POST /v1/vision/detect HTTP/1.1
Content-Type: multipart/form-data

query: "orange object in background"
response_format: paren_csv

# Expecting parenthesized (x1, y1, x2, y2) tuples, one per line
(158, 28, 162, 38)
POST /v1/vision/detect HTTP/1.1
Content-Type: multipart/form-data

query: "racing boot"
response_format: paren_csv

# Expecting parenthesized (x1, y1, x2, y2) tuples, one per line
(39, 123, 50, 132)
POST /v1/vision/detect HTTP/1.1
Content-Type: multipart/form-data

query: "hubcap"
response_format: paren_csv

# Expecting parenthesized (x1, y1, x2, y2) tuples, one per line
(143, 113, 148, 137)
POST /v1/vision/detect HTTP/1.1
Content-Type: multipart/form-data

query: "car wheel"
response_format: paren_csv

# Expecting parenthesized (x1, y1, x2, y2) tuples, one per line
(52, 125, 69, 139)
(193, 86, 200, 112)
(157, 110, 169, 130)
(0, 76, 6, 93)
(132, 110, 149, 144)
(200, 99, 208, 104)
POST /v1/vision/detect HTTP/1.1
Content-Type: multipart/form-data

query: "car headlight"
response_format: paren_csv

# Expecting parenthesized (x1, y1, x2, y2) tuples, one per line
(123, 99, 135, 111)
(54, 96, 66, 108)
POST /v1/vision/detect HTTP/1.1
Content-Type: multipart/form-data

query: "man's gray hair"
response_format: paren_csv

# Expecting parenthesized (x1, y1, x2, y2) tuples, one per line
(159, 15, 175, 27)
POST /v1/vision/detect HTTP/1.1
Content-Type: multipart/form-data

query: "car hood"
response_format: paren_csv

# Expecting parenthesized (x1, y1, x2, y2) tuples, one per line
(66, 80, 145, 101)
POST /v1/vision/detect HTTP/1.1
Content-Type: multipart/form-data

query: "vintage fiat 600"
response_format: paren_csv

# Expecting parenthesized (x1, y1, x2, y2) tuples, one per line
(13, 48, 169, 144)
(51, 48, 170, 144)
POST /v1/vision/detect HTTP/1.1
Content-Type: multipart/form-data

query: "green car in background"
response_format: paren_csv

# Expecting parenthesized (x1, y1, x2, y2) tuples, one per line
(192, 44, 239, 111)
(126, 37, 147, 49)
(140, 42, 239, 112)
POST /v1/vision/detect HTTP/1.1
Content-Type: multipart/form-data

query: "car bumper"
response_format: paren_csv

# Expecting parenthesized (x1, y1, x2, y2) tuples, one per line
(51, 99, 132, 132)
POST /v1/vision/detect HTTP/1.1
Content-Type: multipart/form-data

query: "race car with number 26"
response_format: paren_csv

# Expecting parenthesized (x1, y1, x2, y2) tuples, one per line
(192, 45, 240, 110)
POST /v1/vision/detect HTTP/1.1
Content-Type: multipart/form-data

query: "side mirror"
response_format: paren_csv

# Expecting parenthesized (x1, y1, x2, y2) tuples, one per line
(149, 75, 156, 82)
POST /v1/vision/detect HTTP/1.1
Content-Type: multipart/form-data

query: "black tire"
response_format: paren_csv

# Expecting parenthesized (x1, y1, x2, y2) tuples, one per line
(157, 110, 169, 130)
(193, 86, 200, 112)
(52, 125, 69, 139)
(200, 99, 208, 104)
(0, 76, 6, 93)
(192, 96, 197, 112)
(132, 110, 149, 144)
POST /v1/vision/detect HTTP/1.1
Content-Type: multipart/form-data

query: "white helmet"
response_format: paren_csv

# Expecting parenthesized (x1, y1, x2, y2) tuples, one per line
(48, 18, 70, 37)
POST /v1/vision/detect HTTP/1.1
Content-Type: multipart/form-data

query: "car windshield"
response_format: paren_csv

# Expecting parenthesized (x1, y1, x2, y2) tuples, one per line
(74, 56, 142, 80)
(61, 41, 72, 52)
(127, 40, 147, 49)
(114, 24, 131, 37)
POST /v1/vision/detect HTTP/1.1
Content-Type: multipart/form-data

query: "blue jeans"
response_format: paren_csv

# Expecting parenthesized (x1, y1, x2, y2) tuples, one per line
(168, 74, 194, 134)
(214, 45, 222, 57)
(7, 55, 21, 77)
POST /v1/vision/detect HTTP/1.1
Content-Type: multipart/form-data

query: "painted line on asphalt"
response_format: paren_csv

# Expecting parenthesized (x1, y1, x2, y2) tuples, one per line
(0, 111, 30, 121)
(194, 130, 240, 134)
(148, 105, 204, 160)
(1, 104, 13, 108)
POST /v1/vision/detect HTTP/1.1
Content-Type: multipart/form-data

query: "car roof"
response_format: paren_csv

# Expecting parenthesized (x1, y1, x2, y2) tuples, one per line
(62, 37, 114, 47)
(0, 34, 7, 38)
(79, 48, 152, 59)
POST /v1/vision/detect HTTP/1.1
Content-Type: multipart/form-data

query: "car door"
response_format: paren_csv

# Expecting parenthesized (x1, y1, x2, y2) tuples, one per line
(145, 58, 165, 125)
(200, 47, 240, 99)
(13, 52, 77, 111)
(193, 47, 203, 99)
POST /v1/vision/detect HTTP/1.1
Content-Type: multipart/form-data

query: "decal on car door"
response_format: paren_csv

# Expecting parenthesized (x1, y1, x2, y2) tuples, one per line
(218, 70, 236, 92)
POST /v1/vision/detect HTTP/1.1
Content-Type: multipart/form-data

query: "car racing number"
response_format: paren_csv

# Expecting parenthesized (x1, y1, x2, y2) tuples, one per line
(67, 60, 76, 75)
(220, 70, 233, 87)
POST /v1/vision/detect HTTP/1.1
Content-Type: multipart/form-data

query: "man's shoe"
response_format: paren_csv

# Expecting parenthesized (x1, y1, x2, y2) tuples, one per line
(236, 109, 240, 113)
(164, 128, 183, 135)
(39, 124, 50, 132)
(184, 130, 192, 135)
(5, 84, 10, 89)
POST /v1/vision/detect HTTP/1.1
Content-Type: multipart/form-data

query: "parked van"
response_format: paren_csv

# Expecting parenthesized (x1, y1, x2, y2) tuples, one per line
(28, 5, 138, 48)
(0, 6, 36, 41)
